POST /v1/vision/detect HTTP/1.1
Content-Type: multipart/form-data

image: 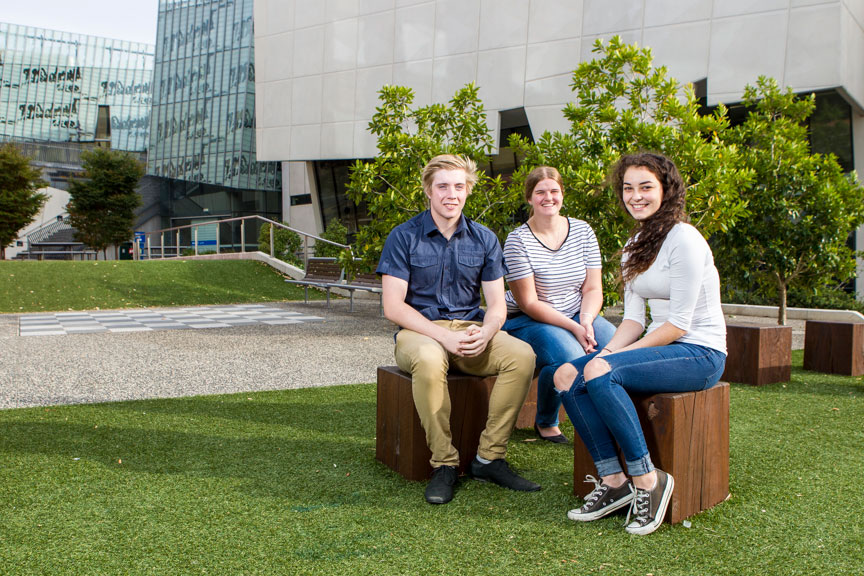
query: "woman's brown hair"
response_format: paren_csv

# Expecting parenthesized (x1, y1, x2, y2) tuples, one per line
(523, 166, 563, 203)
(611, 152, 688, 284)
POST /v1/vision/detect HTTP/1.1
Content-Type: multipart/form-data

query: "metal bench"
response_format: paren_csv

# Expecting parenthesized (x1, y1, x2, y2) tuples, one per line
(334, 272, 383, 314)
(284, 257, 344, 307)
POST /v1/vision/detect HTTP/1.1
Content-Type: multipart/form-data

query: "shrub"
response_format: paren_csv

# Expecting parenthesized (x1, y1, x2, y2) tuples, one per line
(314, 219, 348, 258)
(258, 222, 303, 268)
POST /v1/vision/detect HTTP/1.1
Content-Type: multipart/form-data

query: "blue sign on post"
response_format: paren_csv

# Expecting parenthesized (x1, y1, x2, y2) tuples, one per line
(134, 232, 146, 247)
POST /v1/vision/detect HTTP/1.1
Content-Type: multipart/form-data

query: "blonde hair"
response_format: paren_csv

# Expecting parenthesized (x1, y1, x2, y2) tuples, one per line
(421, 154, 478, 195)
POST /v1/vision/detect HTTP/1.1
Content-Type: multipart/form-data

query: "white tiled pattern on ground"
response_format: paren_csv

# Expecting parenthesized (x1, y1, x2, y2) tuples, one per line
(18, 305, 324, 336)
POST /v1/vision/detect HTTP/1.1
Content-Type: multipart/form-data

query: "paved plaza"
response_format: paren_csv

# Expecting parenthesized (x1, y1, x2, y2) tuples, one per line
(1, 299, 396, 410)
(18, 304, 324, 336)
(0, 299, 806, 411)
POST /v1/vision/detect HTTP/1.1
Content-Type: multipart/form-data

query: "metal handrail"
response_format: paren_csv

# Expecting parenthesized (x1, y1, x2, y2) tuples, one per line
(135, 215, 351, 268)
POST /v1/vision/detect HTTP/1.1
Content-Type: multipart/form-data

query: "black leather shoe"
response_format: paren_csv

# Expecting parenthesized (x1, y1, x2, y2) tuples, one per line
(534, 423, 570, 444)
(470, 458, 541, 492)
(425, 465, 458, 504)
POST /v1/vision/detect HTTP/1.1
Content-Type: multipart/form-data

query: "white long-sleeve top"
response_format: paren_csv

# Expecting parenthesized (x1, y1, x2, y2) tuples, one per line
(623, 222, 727, 354)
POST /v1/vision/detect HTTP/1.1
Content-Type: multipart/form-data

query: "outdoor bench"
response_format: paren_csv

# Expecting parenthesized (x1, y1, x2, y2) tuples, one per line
(284, 257, 344, 307)
(803, 320, 864, 376)
(331, 272, 383, 314)
(376, 365, 730, 524)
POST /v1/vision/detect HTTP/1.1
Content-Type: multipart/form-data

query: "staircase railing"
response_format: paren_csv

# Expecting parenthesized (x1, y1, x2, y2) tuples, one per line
(135, 215, 351, 268)
(26, 215, 73, 246)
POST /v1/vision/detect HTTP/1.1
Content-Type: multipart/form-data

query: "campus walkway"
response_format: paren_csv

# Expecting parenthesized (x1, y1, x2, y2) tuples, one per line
(1, 299, 396, 410)
(0, 300, 806, 410)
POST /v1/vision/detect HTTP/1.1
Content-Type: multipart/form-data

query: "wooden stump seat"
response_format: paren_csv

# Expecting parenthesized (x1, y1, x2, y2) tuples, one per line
(723, 323, 791, 385)
(803, 320, 864, 376)
(375, 366, 548, 481)
(571, 382, 730, 524)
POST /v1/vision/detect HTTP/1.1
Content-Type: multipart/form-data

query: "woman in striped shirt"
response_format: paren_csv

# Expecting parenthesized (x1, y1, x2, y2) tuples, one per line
(502, 166, 616, 444)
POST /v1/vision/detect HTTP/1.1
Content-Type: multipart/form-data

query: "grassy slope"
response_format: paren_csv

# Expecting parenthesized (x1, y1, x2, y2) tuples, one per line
(0, 352, 861, 575)
(0, 260, 324, 313)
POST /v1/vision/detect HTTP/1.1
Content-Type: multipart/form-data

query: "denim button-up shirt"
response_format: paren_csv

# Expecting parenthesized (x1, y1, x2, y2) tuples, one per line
(377, 211, 506, 322)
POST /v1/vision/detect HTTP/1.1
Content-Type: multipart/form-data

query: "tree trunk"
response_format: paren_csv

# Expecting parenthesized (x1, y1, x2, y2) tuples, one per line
(777, 281, 787, 326)
(0, 246, 5, 260)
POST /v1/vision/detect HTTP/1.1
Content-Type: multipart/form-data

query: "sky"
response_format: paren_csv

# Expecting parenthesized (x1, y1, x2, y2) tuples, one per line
(2, 0, 161, 45)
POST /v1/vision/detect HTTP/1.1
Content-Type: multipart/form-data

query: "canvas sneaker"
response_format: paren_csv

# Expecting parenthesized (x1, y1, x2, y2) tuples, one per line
(625, 469, 675, 535)
(567, 475, 635, 522)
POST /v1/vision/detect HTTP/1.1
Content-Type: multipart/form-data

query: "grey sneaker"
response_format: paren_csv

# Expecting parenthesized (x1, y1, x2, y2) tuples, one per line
(567, 475, 635, 522)
(625, 469, 674, 535)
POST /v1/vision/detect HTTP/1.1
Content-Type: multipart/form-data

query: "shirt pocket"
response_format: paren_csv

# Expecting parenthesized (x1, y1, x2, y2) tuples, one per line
(409, 255, 439, 289)
(457, 250, 485, 284)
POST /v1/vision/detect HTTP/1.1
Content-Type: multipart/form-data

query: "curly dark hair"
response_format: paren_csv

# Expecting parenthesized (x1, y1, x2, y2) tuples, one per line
(611, 152, 689, 284)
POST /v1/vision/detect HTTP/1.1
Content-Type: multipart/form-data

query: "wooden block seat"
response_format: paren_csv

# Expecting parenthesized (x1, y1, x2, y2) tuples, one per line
(571, 382, 730, 524)
(375, 366, 549, 481)
(723, 323, 791, 385)
(803, 320, 864, 376)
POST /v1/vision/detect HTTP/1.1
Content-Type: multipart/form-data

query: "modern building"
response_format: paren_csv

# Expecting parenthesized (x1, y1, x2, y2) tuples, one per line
(147, 0, 281, 242)
(253, 0, 864, 298)
(0, 21, 154, 258)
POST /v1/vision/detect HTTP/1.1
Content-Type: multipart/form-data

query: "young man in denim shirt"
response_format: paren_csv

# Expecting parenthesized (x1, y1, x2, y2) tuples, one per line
(377, 154, 539, 504)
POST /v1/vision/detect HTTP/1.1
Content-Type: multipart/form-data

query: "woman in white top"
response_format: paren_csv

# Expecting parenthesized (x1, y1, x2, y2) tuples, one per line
(553, 152, 727, 536)
(502, 166, 616, 443)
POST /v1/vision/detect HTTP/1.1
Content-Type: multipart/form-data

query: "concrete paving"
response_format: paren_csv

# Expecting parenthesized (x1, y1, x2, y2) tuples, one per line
(0, 299, 806, 410)
(1, 299, 397, 410)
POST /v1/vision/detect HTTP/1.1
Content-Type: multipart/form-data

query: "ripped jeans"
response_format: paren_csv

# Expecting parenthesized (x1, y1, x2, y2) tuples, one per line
(556, 343, 726, 477)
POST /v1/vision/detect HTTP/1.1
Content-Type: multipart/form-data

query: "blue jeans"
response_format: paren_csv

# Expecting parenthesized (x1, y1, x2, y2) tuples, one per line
(502, 312, 616, 428)
(557, 343, 726, 477)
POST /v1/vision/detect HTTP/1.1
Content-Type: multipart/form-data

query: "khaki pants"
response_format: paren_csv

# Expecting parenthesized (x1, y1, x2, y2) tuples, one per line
(394, 320, 536, 468)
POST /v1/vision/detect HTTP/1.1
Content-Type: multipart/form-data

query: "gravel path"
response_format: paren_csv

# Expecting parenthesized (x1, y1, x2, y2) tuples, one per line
(0, 299, 397, 410)
(0, 299, 805, 410)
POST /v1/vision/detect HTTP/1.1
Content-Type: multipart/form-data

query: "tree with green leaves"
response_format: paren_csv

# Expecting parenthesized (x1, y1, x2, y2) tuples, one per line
(713, 77, 864, 325)
(67, 148, 143, 259)
(510, 37, 752, 303)
(0, 143, 48, 260)
(345, 83, 514, 273)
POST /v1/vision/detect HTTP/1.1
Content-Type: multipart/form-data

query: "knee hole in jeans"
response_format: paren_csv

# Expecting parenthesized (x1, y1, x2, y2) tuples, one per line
(553, 364, 579, 392)
(584, 357, 611, 381)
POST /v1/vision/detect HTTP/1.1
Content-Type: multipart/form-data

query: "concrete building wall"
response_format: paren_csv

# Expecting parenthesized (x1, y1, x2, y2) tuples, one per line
(255, 0, 864, 162)
(254, 0, 864, 297)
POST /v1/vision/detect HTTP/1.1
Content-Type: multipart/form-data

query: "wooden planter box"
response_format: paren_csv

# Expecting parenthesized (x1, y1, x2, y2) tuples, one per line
(803, 320, 864, 376)
(722, 323, 791, 385)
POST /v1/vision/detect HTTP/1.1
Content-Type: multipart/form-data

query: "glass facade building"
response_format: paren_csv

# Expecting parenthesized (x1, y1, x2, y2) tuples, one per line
(148, 0, 280, 226)
(0, 22, 153, 152)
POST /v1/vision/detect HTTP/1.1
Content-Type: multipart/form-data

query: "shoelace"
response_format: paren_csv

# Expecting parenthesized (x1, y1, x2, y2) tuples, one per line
(581, 475, 608, 508)
(625, 486, 650, 526)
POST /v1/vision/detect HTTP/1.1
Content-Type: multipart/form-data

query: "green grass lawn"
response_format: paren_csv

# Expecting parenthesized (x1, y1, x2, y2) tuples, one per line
(0, 260, 325, 313)
(1, 352, 861, 575)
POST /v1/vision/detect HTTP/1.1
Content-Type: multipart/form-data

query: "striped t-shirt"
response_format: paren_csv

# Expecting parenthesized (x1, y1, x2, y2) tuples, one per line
(503, 218, 602, 316)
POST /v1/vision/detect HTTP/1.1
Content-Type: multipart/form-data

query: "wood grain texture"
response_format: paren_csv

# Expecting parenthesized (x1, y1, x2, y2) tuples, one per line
(803, 321, 864, 376)
(723, 324, 791, 385)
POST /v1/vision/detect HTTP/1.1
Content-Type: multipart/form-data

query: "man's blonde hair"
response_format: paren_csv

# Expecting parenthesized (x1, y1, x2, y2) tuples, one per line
(421, 154, 479, 195)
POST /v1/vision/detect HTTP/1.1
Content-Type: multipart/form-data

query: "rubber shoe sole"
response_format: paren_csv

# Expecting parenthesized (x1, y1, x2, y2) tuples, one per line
(568, 491, 634, 522)
(625, 473, 674, 535)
